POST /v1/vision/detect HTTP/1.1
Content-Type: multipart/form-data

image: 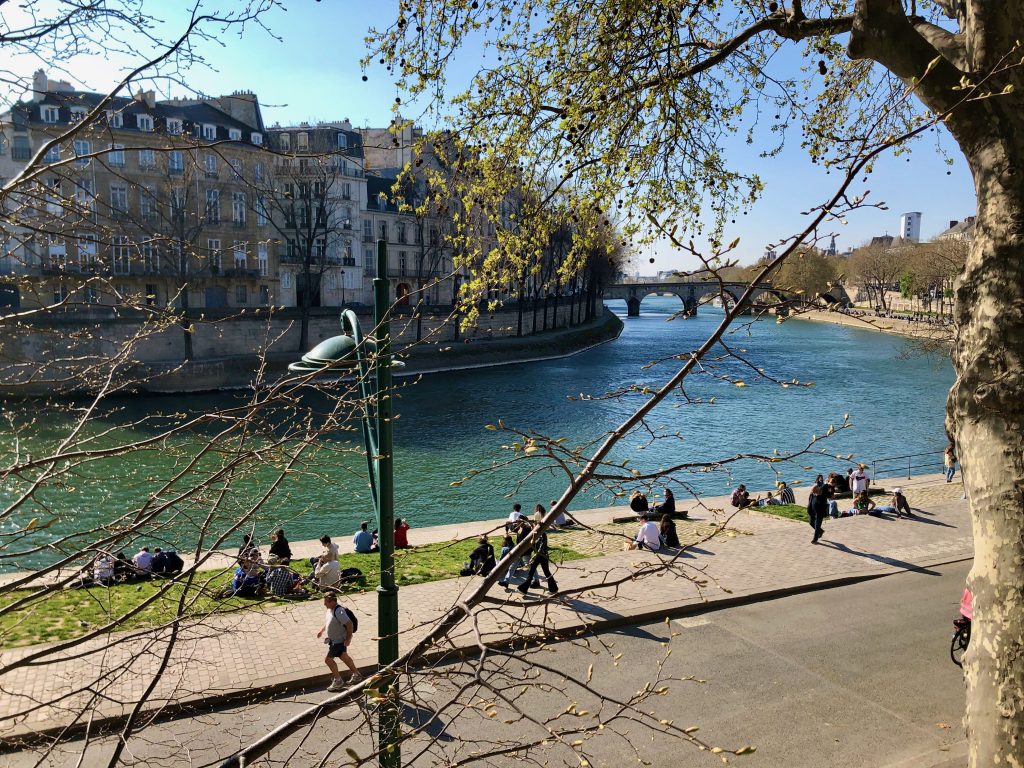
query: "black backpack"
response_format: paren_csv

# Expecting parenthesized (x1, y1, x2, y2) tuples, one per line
(335, 605, 358, 633)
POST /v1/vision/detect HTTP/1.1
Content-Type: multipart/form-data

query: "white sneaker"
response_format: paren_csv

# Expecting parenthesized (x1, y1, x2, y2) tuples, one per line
(348, 671, 364, 684)
(327, 679, 345, 692)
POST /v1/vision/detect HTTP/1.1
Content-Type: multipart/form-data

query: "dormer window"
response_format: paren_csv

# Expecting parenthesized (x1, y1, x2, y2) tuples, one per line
(296, 132, 309, 150)
(251, 132, 263, 146)
(202, 123, 216, 140)
(279, 133, 290, 150)
(70, 107, 88, 123)
(337, 133, 348, 149)
(166, 118, 182, 135)
(41, 105, 59, 123)
(228, 128, 241, 141)
(137, 114, 154, 131)
(106, 110, 123, 128)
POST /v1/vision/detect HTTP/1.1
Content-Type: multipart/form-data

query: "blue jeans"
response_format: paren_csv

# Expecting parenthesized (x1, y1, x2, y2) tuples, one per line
(946, 466, 956, 482)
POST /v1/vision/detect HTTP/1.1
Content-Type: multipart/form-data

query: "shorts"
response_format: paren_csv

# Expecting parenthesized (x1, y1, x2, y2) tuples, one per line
(326, 640, 348, 658)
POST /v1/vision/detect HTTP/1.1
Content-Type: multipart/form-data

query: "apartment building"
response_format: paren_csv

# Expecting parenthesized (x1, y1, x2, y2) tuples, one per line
(0, 70, 277, 312)
(264, 122, 366, 307)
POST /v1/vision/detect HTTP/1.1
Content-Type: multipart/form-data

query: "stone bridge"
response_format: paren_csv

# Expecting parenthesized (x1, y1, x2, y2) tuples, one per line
(602, 281, 792, 317)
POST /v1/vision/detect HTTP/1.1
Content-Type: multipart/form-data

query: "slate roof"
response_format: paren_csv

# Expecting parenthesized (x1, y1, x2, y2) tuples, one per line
(9, 90, 265, 145)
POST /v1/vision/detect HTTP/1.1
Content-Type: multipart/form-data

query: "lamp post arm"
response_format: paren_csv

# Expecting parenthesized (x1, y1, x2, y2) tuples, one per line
(340, 308, 380, 520)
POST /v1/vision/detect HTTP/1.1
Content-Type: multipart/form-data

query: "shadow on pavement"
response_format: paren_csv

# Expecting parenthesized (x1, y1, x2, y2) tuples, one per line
(401, 703, 455, 743)
(819, 541, 942, 575)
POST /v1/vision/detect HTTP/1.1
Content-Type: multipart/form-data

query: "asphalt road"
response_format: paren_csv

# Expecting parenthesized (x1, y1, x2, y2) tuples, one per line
(6, 561, 970, 767)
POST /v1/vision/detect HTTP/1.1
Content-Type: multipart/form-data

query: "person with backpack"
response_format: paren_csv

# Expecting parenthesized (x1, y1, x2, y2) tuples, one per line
(317, 593, 362, 692)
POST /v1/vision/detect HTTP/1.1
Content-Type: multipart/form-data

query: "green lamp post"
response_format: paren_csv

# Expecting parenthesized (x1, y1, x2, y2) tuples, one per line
(289, 239, 401, 768)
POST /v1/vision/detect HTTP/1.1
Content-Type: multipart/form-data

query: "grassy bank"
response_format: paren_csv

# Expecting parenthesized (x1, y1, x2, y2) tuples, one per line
(0, 537, 585, 648)
(756, 503, 809, 522)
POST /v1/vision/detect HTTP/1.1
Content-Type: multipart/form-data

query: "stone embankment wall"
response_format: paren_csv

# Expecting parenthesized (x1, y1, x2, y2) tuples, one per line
(0, 302, 620, 393)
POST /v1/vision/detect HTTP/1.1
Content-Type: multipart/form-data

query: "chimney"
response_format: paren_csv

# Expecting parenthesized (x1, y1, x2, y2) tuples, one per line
(134, 90, 156, 108)
(341, 118, 352, 131)
(949, 220, 958, 229)
(32, 69, 47, 102)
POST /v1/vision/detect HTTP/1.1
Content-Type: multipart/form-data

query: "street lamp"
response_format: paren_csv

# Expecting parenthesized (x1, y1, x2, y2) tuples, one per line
(340, 269, 346, 307)
(289, 239, 402, 768)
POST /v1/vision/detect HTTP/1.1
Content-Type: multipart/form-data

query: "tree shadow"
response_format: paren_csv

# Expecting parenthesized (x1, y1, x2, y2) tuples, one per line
(818, 540, 942, 575)
(557, 598, 670, 642)
(401, 703, 455, 743)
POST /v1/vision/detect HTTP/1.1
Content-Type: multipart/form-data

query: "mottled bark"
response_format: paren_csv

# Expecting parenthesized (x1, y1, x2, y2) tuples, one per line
(949, 117, 1024, 768)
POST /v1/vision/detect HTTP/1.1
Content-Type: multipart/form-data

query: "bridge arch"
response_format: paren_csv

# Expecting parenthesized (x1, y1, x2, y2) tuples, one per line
(603, 281, 795, 318)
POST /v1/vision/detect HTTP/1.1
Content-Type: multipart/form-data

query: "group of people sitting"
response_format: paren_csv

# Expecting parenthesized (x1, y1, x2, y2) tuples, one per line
(75, 546, 184, 588)
(225, 529, 309, 598)
(629, 488, 685, 518)
(731, 481, 797, 509)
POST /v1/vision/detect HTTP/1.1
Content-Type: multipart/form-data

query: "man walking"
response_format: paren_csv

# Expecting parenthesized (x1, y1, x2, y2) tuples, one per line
(517, 513, 558, 595)
(316, 593, 362, 692)
(807, 484, 828, 544)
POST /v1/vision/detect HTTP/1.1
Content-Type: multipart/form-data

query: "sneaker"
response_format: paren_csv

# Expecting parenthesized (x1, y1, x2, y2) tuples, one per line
(517, 583, 529, 594)
(498, 581, 508, 588)
(348, 671, 364, 684)
(327, 679, 345, 692)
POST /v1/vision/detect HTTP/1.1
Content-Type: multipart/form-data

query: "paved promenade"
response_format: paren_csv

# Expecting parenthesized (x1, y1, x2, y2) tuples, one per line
(0, 474, 971, 741)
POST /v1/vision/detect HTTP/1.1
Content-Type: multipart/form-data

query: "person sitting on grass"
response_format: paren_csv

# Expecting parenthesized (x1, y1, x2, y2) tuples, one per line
(777, 481, 796, 505)
(394, 518, 411, 549)
(315, 558, 341, 590)
(353, 522, 379, 554)
(659, 514, 680, 549)
(229, 562, 265, 598)
(463, 534, 496, 577)
(267, 564, 307, 597)
(151, 548, 184, 577)
(758, 491, 782, 507)
(268, 529, 292, 565)
(730, 484, 751, 509)
(132, 546, 154, 575)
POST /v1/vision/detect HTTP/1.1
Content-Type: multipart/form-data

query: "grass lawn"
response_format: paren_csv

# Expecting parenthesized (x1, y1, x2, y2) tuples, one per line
(0, 536, 586, 648)
(756, 503, 809, 522)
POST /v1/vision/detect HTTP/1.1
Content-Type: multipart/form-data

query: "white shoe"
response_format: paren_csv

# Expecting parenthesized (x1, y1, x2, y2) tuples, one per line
(327, 679, 345, 692)
(348, 671, 364, 684)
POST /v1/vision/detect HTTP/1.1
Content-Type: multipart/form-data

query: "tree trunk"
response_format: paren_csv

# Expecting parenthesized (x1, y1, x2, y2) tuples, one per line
(517, 278, 524, 337)
(950, 130, 1024, 768)
(179, 285, 194, 361)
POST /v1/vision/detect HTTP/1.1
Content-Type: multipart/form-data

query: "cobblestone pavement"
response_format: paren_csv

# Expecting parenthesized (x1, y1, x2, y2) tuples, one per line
(0, 476, 972, 740)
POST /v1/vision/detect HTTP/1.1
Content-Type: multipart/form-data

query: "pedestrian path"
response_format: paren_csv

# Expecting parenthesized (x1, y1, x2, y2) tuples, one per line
(0, 475, 972, 740)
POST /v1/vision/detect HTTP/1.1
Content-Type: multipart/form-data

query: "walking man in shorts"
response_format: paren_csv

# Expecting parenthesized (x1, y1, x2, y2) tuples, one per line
(316, 593, 362, 691)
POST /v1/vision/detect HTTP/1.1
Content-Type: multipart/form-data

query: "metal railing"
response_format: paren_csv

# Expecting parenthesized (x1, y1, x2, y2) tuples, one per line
(870, 449, 947, 481)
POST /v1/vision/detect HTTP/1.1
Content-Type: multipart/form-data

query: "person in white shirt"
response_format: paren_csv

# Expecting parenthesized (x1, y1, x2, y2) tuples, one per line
(92, 553, 115, 585)
(851, 465, 870, 494)
(507, 503, 524, 523)
(629, 513, 662, 551)
(132, 546, 154, 574)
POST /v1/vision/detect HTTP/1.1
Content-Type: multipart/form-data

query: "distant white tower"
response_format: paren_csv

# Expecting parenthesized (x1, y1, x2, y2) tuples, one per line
(899, 212, 922, 243)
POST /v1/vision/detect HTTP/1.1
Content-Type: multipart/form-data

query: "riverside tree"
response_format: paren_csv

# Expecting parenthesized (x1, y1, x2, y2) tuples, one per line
(364, 1, 1024, 764)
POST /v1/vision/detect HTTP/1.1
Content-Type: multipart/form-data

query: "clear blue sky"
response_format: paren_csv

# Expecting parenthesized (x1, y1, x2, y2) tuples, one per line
(13, 1, 977, 272)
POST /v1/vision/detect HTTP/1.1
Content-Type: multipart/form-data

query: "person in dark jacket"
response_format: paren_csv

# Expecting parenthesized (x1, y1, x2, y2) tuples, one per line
(807, 485, 829, 544)
(659, 514, 680, 549)
(653, 488, 676, 516)
(517, 512, 558, 595)
(465, 535, 496, 576)
(151, 548, 184, 577)
(268, 529, 292, 565)
(629, 491, 649, 513)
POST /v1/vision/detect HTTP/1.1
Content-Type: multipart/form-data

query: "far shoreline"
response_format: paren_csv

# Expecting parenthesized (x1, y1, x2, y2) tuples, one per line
(782, 308, 954, 344)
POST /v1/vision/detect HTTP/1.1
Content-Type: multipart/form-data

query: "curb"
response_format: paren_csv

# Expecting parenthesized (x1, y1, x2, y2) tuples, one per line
(0, 550, 973, 747)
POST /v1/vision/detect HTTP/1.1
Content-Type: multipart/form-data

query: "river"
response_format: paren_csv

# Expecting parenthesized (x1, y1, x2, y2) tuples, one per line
(0, 297, 955, 567)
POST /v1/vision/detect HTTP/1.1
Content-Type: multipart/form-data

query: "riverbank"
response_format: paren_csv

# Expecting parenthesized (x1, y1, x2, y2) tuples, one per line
(784, 308, 954, 343)
(0, 472, 972, 742)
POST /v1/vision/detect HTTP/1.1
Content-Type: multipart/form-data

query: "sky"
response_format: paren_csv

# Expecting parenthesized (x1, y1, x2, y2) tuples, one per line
(6, 1, 977, 273)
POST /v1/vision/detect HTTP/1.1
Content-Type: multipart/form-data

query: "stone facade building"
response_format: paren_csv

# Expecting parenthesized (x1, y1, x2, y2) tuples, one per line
(0, 70, 277, 313)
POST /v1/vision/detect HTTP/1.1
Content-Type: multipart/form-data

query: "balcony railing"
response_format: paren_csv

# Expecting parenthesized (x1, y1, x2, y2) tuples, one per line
(221, 267, 261, 279)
